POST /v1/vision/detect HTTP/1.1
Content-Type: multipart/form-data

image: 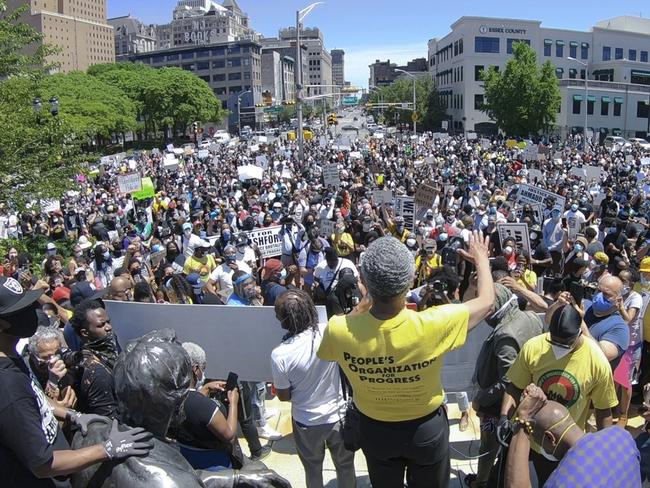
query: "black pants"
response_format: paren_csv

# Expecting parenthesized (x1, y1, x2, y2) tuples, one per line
(239, 381, 262, 454)
(359, 407, 450, 488)
(639, 341, 650, 393)
(529, 449, 559, 486)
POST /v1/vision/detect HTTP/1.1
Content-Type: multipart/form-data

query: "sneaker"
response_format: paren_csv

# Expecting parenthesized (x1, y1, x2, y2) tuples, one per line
(264, 407, 279, 419)
(250, 445, 272, 461)
(257, 425, 283, 440)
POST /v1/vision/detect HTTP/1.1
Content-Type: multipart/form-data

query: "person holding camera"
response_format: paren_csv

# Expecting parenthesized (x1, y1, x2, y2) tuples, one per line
(415, 240, 443, 287)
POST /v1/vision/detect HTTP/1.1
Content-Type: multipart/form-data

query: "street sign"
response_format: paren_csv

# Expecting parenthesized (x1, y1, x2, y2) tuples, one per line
(263, 106, 283, 114)
(342, 96, 358, 106)
(411, 113, 418, 122)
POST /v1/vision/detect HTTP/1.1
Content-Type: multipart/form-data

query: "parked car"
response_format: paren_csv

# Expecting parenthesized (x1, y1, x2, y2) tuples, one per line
(628, 137, 650, 150)
(603, 135, 631, 149)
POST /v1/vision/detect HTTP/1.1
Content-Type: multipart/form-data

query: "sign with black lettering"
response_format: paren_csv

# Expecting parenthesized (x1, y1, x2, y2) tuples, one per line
(117, 173, 142, 194)
(415, 183, 437, 209)
(395, 196, 415, 232)
(514, 184, 566, 211)
(245, 226, 282, 258)
(322, 164, 340, 189)
(497, 223, 531, 256)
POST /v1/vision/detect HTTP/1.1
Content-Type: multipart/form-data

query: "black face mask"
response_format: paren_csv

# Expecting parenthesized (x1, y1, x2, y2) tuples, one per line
(84, 331, 118, 370)
(2, 303, 39, 339)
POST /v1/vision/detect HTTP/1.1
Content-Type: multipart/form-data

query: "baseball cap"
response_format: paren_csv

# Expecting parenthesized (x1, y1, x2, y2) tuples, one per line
(640, 257, 650, 273)
(0, 277, 44, 338)
(549, 305, 582, 341)
(70, 281, 106, 307)
(593, 251, 609, 265)
(185, 274, 204, 290)
(262, 259, 284, 278)
(46, 242, 57, 251)
(52, 286, 71, 304)
(182, 222, 192, 231)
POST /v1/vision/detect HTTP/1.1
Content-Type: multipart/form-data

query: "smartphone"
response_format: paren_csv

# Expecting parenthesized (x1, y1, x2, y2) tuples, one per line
(568, 281, 585, 305)
(562, 218, 568, 228)
(225, 372, 238, 391)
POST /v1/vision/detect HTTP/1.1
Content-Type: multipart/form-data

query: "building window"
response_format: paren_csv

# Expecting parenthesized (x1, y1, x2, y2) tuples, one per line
(630, 49, 637, 61)
(212, 60, 225, 69)
(615, 47, 623, 60)
(229, 86, 242, 94)
(601, 97, 610, 116)
(459, 38, 463, 54)
(572, 95, 582, 114)
(580, 69, 586, 79)
(473, 65, 484, 82)
(228, 58, 241, 67)
(588, 97, 594, 115)
(212, 47, 225, 56)
(181, 51, 194, 60)
(603, 46, 611, 61)
(454, 40, 458, 57)
(638, 101, 649, 118)
(212, 74, 225, 82)
(199, 75, 210, 82)
(506, 38, 530, 54)
(544, 40, 552, 57)
(475, 37, 499, 54)
(474, 94, 484, 110)
(214, 87, 227, 95)
(569, 42, 577, 59)
(613, 98, 623, 116)
(642, 51, 649, 63)
(569, 68, 577, 79)
(556, 41, 564, 58)
(631, 70, 650, 85)
(228, 72, 241, 80)
(555, 67, 563, 79)
(196, 61, 209, 70)
(166, 54, 179, 61)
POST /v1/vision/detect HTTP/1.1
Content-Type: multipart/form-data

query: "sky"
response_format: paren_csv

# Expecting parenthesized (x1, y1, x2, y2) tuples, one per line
(107, 0, 648, 88)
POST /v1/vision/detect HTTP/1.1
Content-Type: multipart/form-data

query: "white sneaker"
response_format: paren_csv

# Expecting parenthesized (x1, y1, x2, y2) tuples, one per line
(264, 408, 279, 420)
(257, 425, 283, 440)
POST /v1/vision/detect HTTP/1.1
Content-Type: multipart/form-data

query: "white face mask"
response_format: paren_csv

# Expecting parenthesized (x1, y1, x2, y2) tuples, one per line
(539, 446, 559, 462)
(551, 343, 574, 360)
(195, 369, 205, 390)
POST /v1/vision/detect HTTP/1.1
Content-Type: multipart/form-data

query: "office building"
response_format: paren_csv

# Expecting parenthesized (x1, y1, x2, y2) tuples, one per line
(369, 57, 428, 87)
(9, 0, 114, 72)
(429, 15, 650, 138)
(279, 27, 332, 96)
(261, 50, 295, 103)
(331, 49, 345, 86)
(108, 15, 157, 60)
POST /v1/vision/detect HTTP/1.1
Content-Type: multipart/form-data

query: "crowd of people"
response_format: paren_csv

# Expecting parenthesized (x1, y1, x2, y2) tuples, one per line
(2, 123, 650, 487)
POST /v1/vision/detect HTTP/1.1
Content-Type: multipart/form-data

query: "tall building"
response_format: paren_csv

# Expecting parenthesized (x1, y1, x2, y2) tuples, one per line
(429, 15, 650, 138)
(368, 59, 397, 87)
(8, 0, 115, 72)
(260, 36, 309, 91)
(261, 50, 295, 103)
(279, 27, 332, 96)
(108, 15, 157, 61)
(331, 49, 345, 86)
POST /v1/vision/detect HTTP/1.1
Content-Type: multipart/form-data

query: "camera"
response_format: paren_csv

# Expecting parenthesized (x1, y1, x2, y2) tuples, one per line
(441, 237, 464, 267)
(430, 279, 448, 297)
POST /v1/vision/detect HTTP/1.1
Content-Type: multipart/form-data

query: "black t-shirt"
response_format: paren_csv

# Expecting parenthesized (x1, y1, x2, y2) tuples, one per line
(75, 357, 118, 418)
(0, 356, 71, 487)
(532, 241, 551, 276)
(177, 390, 228, 451)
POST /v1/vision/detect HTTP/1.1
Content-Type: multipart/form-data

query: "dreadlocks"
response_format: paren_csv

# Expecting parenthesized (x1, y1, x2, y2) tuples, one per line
(275, 289, 319, 341)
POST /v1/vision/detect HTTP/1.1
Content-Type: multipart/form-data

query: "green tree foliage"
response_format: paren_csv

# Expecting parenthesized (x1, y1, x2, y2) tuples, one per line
(481, 42, 561, 137)
(368, 76, 446, 131)
(88, 63, 226, 139)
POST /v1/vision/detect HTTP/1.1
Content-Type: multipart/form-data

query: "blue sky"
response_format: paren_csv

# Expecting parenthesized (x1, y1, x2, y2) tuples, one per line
(108, 0, 648, 88)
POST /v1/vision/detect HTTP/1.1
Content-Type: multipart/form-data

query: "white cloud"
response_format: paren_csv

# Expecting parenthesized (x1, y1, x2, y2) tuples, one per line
(343, 42, 427, 88)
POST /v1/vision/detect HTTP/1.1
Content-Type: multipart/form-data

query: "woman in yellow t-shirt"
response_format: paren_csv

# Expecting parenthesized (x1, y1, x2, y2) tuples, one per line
(318, 232, 495, 487)
(512, 253, 537, 291)
(415, 241, 443, 287)
(330, 220, 355, 259)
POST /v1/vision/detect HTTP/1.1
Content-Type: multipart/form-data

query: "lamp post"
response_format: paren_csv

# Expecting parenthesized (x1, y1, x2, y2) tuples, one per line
(395, 69, 417, 135)
(237, 89, 252, 136)
(295, 2, 324, 163)
(567, 57, 588, 149)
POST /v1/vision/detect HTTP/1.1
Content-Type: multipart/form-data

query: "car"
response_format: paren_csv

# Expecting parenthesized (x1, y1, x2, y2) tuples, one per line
(341, 124, 358, 131)
(603, 135, 631, 149)
(628, 137, 650, 150)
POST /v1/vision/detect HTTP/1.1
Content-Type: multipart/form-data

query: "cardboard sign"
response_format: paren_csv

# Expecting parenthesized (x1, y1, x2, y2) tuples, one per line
(117, 173, 142, 194)
(197, 149, 209, 159)
(415, 183, 437, 209)
(322, 164, 340, 189)
(372, 190, 393, 206)
(522, 144, 538, 161)
(497, 223, 531, 256)
(318, 219, 336, 238)
(480, 138, 490, 150)
(395, 196, 415, 232)
(245, 226, 282, 258)
(514, 184, 566, 211)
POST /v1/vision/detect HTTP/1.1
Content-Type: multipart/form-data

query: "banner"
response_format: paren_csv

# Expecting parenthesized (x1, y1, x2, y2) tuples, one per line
(132, 177, 155, 200)
(522, 144, 538, 161)
(322, 164, 341, 189)
(514, 184, 565, 211)
(414, 183, 437, 209)
(245, 226, 282, 258)
(395, 196, 415, 232)
(372, 190, 393, 205)
(117, 173, 142, 194)
(497, 222, 531, 256)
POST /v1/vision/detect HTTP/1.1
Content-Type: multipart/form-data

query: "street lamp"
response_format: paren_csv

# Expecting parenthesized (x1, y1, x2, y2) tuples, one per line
(237, 89, 252, 136)
(49, 97, 59, 117)
(296, 2, 324, 163)
(395, 69, 417, 136)
(567, 57, 588, 149)
(32, 98, 42, 113)
(369, 85, 384, 124)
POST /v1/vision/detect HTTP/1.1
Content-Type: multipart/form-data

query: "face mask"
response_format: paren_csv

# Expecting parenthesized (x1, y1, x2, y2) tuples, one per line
(622, 286, 630, 296)
(489, 206, 497, 214)
(530, 232, 538, 241)
(46, 249, 56, 256)
(446, 216, 455, 224)
(439, 233, 448, 242)
(195, 369, 205, 390)
(222, 231, 231, 240)
(503, 246, 514, 256)
(406, 238, 416, 248)
(551, 212, 560, 220)
(570, 204, 578, 212)
(225, 254, 236, 263)
(396, 225, 404, 233)
(74, 251, 83, 258)
(591, 292, 614, 315)
(574, 244, 583, 252)
(184, 229, 192, 237)
(641, 275, 650, 286)
(84, 331, 118, 369)
(363, 223, 372, 232)
(131, 268, 141, 276)
(102, 251, 111, 260)
(279, 268, 287, 280)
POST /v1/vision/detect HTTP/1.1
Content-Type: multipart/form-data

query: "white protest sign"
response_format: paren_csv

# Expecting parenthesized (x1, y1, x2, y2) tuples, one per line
(414, 183, 437, 209)
(249, 144, 260, 153)
(42, 199, 61, 213)
(349, 151, 362, 159)
(245, 226, 282, 258)
(172, 148, 184, 155)
(117, 173, 142, 194)
(238, 164, 264, 181)
(514, 184, 566, 211)
(318, 219, 336, 238)
(522, 144, 538, 161)
(466, 132, 478, 141)
(257, 136, 268, 144)
(163, 155, 179, 171)
(255, 155, 268, 168)
(319, 136, 327, 148)
(166, 144, 174, 152)
(480, 138, 490, 150)
(322, 164, 340, 189)
(527, 169, 544, 182)
(565, 212, 581, 240)
(497, 223, 531, 256)
(372, 190, 393, 205)
(642, 158, 650, 166)
(197, 149, 209, 159)
(395, 196, 415, 232)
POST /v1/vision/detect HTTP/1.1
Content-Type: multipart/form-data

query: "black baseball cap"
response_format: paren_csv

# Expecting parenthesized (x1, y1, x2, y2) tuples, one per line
(549, 305, 581, 341)
(0, 277, 43, 317)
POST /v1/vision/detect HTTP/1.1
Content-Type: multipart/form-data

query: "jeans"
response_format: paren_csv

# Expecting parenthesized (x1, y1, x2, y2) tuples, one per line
(359, 407, 450, 488)
(475, 415, 501, 487)
(292, 420, 356, 488)
(239, 382, 262, 454)
(248, 381, 267, 428)
(444, 391, 469, 412)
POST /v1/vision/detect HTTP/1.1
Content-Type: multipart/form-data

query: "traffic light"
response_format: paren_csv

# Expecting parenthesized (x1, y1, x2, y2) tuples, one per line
(282, 100, 296, 106)
(192, 122, 198, 132)
(327, 114, 337, 126)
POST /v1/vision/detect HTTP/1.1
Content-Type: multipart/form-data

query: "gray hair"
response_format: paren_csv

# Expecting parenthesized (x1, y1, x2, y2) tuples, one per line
(361, 236, 415, 300)
(182, 342, 207, 368)
(28, 326, 65, 355)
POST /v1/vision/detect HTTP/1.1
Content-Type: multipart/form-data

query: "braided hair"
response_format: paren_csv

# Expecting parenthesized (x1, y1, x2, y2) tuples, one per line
(275, 289, 319, 341)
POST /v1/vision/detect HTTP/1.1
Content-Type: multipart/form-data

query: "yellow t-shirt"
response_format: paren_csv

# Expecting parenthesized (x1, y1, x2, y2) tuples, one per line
(317, 304, 469, 421)
(634, 284, 650, 340)
(330, 232, 355, 257)
(507, 333, 617, 433)
(415, 254, 443, 284)
(516, 269, 538, 290)
(183, 255, 217, 282)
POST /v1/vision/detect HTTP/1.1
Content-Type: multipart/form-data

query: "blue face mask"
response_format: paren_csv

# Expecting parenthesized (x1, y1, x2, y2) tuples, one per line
(574, 243, 583, 252)
(591, 292, 614, 315)
(570, 204, 578, 212)
(222, 231, 231, 240)
(279, 268, 287, 280)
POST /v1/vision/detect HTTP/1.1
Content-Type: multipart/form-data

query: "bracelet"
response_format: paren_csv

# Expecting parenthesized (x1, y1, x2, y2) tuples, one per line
(511, 416, 534, 435)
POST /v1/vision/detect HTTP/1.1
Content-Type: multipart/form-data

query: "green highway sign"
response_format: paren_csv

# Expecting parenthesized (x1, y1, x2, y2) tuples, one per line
(342, 96, 358, 106)
(263, 106, 283, 113)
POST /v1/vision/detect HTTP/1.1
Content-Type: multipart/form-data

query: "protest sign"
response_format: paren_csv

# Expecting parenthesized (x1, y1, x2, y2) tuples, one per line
(197, 149, 209, 159)
(318, 219, 336, 238)
(522, 144, 538, 161)
(319, 136, 327, 148)
(466, 132, 478, 141)
(163, 155, 179, 171)
(372, 190, 393, 205)
(527, 169, 544, 182)
(565, 212, 581, 240)
(514, 184, 566, 211)
(322, 164, 340, 189)
(132, 177, 155, 200)
(255, 155, 268, 168)
(414, 183, 437, 209)
(642, 157, 650, 166)
(166, 144, 174, 152)
(480, 138, 490, 150)
(506, 139, 517, 149)
(497, 223, 531, 256)
(257, 136, 268, 144)
(238, 164, 264, 181)
(249, 144, 259, 153)
(245, 226, 282, 258)
(117, 173, 142, 194)
(395, 196, 415, 231)
(42, 200, 61, 213)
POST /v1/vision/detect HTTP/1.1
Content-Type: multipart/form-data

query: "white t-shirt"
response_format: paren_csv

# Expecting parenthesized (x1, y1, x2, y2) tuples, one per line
(313, 258, 358, 291)
(209, 260, 252, 301)
(271, 323, 345, 426)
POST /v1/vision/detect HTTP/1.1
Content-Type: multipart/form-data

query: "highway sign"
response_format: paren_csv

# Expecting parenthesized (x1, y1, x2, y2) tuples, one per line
(263, 106, 283, 114)
(342, 96, 358, 106)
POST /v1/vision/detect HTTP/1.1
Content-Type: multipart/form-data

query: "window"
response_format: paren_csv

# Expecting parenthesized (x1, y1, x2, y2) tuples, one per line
(630, 49, 637, 61)
(182, 64, 194, 71)
(613, 98, 623, 116)
(556, 41, 564, 58)
(581, 43, 589, 60)
(475, 36, 499, 53)
(572, 95, 582, 114)
(212, 74, 225, 82)
(199, 75, 210, 82)
(196, 61, 209, 70)
(474, 94, 484, 109)
(459, 38, 463, 54)
(181, 51, 194, 60)
(555, 67, 564, 79)
(166, 54, 179, 61)
(196, 48, 210, 58)
(212, 60, 225, 69)
(601, 97, 610, 116)
(229, 86, 242, 94)
(474, 65, 484, 81)
(588, 97, 594, 115)
(580, 69, 586, 79)
(212, 47, 225, 56)
(603, 46, 611, 61)
(454, 40, 458, 57)
(569, 68, 577, 79)
(642, 51, 649, 63)
(228, 72, 241, 80)
(228, 58, 241, 67)
(569, 42, 577, 59)
(638, 101, 649, 118)
(214, 87, 227, 95)
(544, 39, 552, 57)
(506, 38, 530, 54)
(615, 48, 623, 60)
(227, 46, 240, 55)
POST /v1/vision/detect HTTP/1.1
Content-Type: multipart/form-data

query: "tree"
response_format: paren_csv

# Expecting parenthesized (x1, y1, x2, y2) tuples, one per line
(481, 42, 561, 137)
